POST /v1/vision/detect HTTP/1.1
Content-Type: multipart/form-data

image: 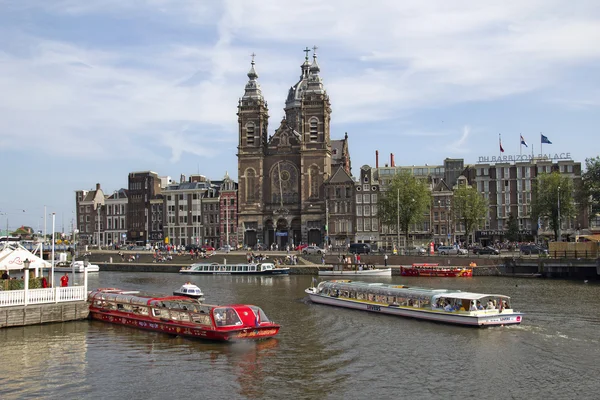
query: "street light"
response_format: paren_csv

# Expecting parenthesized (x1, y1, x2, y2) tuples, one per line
(23, 258, 30, 271)
(557, 185, 561, 242)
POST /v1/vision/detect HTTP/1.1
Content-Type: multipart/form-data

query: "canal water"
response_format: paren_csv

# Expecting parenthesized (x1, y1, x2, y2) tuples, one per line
(1, 273, 599, 399)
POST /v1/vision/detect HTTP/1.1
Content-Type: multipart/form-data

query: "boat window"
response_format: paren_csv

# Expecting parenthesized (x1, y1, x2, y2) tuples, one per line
(249, 306, 271, 324)
(191, 313, 212, 326)
(226, 266, 231, 272)
(250, 265, 256, 272)
(213, 307, 242, 327)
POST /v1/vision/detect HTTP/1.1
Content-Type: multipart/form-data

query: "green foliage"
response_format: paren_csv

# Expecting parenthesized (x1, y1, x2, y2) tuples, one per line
(377, 171, 431, 247)
(531, 172, 575, 240)
(452, 185, 487, 244)
(505, 213, 519, 242)
(581, 156, 600, 218)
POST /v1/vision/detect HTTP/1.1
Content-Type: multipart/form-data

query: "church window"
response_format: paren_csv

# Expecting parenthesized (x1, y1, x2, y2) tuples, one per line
(309, 166, 320, 198)
(245, 169, 256, 202)
(246, 123, 255, 145)
(309, 118, 318, 142)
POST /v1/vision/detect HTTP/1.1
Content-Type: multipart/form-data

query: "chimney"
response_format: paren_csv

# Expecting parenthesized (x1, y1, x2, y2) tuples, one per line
(96, 183, 101, 190)
(390, 153, 395, 167)
(376, 150, 379, 169)
(180, 174, 186, 183)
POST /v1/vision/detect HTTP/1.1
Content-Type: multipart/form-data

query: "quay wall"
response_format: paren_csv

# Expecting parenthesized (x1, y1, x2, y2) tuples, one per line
(0, 301, 89, 328)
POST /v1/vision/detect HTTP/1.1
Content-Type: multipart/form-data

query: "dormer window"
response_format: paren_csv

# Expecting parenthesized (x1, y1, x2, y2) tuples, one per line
(332, 149, 338, 155)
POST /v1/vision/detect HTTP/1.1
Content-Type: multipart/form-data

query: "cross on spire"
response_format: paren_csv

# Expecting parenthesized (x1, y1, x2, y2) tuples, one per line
(250, 52, 256, 63)
(312, 45, 318, 57)
(303, 47, 311, 60)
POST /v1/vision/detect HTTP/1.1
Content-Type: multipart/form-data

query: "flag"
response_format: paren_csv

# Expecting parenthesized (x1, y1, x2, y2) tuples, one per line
(541, 134, 552, 144)
(499, 136, 504, 153)
(520, 135, 528, 147)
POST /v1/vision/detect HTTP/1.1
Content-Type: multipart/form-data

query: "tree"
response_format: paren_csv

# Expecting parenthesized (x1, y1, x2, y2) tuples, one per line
(531, 172, 575, 241)
(452, 185, 487, 245)
(377, 171, 431, 248)
(505, 213, 519, 242)
(581, 156, 600, 219)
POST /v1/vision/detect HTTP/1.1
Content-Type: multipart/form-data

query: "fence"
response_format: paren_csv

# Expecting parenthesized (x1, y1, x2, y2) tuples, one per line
(0, 286, 87, 307)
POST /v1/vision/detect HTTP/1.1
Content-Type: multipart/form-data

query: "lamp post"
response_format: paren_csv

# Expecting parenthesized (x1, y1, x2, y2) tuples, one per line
(96, 203, 102, 248)
(51, 212, 56, 288)
(396, 187, 400, 252)
(557, 185, 561, 242)
(325, 197, 329, 248)
(23, 258, 31, 306)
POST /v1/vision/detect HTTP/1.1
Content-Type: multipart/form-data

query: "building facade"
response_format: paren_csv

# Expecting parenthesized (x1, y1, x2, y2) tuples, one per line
(219, 173, 239, 249)
(104, 188, 128, 246)
(324, 166, 355, 249)
(236, 50, 350, 249)
(75, 183, 105, 246)
(127, 171, 162, 245)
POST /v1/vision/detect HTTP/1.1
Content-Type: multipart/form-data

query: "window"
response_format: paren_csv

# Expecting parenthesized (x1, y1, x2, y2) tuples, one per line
(363, 194, 370, 203)
(371, 194, 377, 203)
(363, 184, 370, 191)
(246, 123, 255, 145)
(357, 206, 362, 216)
(245, 169, 256, 202)
(364, 205, 371, 217)
(356, 194, 362, 204)
(309, 118, 318, 141)
(309, 166, 320, 198)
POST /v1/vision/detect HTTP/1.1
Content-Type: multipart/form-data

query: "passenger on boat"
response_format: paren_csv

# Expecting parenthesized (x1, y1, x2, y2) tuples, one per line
(215, 312, 224, 325)
(486, 300, 495, 310)
(477, 301, 484, 310)
(470, 301, 478, 311)
(443, 303, 454, 312)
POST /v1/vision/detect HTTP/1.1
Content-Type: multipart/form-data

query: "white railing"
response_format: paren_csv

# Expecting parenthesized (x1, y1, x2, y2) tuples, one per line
(0, 286, 87, 308)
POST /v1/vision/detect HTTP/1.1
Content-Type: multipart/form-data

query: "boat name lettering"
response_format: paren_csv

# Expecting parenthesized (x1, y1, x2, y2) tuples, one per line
(367, 305, 381, 311)
(499, 317, 512, 321)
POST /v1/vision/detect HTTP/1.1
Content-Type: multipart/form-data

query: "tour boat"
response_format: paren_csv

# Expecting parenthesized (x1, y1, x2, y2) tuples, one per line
(179, 262, 290, 275)
(173, 283, 205, 300)
(54, 260, 100, 273)
(305, 280, 522, 327)
(400, 263, 472, 277)
(88, 288, 280, 341)
(318, 264, 392, 276)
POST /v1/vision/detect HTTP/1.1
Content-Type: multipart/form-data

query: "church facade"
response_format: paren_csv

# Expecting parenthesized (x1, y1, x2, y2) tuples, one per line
(237, 49, 351, 249)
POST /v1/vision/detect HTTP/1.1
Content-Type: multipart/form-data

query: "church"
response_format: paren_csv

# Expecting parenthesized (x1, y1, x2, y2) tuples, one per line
(237, 48, 351, 249)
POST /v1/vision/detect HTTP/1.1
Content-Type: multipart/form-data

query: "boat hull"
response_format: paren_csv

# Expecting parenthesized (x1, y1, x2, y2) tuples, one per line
(318, 268, 392, 276)
(305, 290, 522, 327)
(89, 310, 280, 341)
(400, 267, 472, 277)
(172, 291, 204, 300)
(180, 269, 290, 275)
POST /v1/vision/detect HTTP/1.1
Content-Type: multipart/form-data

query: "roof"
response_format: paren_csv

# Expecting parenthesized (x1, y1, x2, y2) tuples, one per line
(434, 292, 510, 300)
(580, 234, 600, 242)
(326, 166, 353, 185)
(0, 243, 51, 270)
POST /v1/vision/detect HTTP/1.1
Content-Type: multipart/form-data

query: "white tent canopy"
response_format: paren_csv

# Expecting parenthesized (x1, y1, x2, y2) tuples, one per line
(0, 244, 51, 271)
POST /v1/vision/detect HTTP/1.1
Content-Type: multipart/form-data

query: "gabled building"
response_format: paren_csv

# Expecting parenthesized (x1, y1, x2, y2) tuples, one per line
(105, 188, 128, 246)
(127, 171, 162, 245)
(75, 183, 105, 246)
(219, 172, 239, 249)
(324, 166, 355, 249)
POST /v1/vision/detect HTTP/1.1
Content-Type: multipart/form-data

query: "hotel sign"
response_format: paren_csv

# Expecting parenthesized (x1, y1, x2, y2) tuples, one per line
(477, 230, 533, 236)
(477, 153, 571, 163)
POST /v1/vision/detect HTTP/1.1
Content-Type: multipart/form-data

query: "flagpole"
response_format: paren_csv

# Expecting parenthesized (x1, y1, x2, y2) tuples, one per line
(540, 132, 543, 157)
(519, 133, 522, 157)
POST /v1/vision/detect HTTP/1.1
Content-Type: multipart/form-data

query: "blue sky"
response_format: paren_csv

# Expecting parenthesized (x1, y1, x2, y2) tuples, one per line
(2, 0, 600, 232)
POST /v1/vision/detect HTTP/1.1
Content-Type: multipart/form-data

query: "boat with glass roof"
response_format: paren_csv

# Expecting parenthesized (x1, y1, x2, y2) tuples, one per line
(400, 263, 472, 277)
(180, 262, 290, 275)
(305, 280, 522, 327)
(88, 288, 280, 341)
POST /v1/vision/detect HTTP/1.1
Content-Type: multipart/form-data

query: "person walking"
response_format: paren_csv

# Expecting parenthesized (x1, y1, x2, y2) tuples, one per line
(60, 273, 69, 287)
(384, 253, 388, 267)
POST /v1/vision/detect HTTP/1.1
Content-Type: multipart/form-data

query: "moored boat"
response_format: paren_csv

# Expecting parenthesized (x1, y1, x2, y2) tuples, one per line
(173, 283, 205, 300)
(54, 260, 100, 273)
(88, 288, 280, 341)
(305, 280, 522, 327)
(400, 263, 472, 277)
(318, 264, 392, 276)
(179, 262, 290, 275)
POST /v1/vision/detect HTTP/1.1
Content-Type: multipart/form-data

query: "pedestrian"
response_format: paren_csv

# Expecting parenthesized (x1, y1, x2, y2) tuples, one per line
(41, 276, 49, 288)
(384, 254, 388, 267)
(60, 273, 69, 287)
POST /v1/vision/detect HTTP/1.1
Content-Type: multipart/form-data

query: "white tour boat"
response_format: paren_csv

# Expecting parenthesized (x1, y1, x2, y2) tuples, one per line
(54, 260, 100, 273)
(173, 283, 205, 300)
(180, 262, 290, 275)
(318, 264, 392, 276)
(305, 280, 523, 327)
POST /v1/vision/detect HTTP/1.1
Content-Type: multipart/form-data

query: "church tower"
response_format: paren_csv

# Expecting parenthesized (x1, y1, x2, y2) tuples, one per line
(237, 56, 269, 246)
(237, 49, 342, 249)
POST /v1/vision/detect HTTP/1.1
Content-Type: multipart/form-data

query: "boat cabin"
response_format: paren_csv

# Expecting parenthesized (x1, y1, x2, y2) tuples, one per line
(184, 262, 277, 273)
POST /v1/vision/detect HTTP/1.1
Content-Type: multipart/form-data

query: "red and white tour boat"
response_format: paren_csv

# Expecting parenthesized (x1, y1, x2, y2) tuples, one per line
(88, 288, 280, 341)
(400, 263, 473, 277)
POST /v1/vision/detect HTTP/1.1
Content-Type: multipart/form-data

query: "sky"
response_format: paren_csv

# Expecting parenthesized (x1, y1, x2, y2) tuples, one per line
(1, 0, 600, 232)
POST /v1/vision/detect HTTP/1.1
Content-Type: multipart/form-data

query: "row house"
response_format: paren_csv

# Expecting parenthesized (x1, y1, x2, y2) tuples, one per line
(75, 183, 105, 246)
(104, 189, 128, 246)
(355, 165, 380, 247)
(127, 171, 163, 245)
(324, 166, 355, 249)
(219, 173, 239, 249)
